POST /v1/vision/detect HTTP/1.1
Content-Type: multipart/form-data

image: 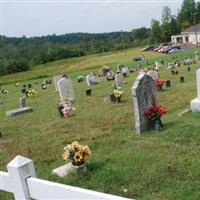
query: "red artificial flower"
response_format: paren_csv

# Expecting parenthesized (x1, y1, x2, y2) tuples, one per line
(155, 78, 165, 86)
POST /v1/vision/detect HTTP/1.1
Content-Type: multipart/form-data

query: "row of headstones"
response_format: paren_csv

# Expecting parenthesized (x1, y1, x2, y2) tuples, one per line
(53, 70, 125, 101)
(132, 68, 200, 134)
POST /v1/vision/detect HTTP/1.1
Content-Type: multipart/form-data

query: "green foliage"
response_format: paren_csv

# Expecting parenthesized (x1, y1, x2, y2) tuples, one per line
(0, 31, 149, 76)
(150, 19, 163, 44)
(177, 0, 197, 30)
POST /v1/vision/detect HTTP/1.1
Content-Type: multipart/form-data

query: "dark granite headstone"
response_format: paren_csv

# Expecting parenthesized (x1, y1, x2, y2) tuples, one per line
(86, 89, 92, 96)
(165, 80, 171, 88)
(180, 76, 185, 83)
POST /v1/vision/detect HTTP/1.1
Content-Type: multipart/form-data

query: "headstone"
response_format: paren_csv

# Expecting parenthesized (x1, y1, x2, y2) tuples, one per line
(155, 61, 159, 69)
(122, 67, 129, 78)
(57, 78, 75, 103)
(21, 88, 26, 94)
(86, 72, 97, 87)
(53, 75, 63, 91)
(86, 89, 92, 96)
(19, 97, 26, 107)
(190, 68, 200, 112)
(165, 80, 171, 88)
(180, 76, 184, 83)
(117, 64, 125, 72)
(187, 66, 191, 71)
(132, 74, 156, 134)
(6, 107, 33, 117)
(115, 73, 123, 89)
(52, 163, 86, 177)
(28, 84, 32, 88)
(147, 70, 158, 80)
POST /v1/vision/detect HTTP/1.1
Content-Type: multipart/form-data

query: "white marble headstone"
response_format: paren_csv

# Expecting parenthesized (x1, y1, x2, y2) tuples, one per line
(122, 67, 129, 76)
(57, 78, 75, 103)
(147, 70, 158, 80)
(190, 68, 200, 112)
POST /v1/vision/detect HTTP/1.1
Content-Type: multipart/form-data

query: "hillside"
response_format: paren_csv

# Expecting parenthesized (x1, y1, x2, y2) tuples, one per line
(0, 29, 151, 76)
(0, 47, 200, 200)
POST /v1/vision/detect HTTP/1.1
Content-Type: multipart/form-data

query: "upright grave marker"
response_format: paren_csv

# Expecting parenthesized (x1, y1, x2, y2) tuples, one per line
(53, 75, 63, 91)
(57, 78, 75, 103)
(132, 74, 156, 134)
(147, 70, 158, 80)
(19, 97, 26, 107)
(115, 73, 123, 89)
(86, 72, 97, 87)
(190, 68, 200, 112)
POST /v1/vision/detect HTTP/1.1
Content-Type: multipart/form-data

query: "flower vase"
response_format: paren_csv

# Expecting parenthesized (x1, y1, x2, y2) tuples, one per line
(71, 162, 86, 173)
(157, 85, 163, 91)
(116, 96, 121, 103)
(151, 118, 164, 131)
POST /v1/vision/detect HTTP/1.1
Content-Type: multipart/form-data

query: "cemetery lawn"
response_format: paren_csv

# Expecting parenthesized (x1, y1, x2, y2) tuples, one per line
(1, 47, 200, 200)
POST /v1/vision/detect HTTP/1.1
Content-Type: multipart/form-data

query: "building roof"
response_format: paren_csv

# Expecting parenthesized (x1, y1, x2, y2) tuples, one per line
(181, 23, 200, 34)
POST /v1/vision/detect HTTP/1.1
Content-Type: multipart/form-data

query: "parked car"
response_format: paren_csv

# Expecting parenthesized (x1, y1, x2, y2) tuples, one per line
(141, 45, 155, 51)
(133, 55, 147, 61)
(154, 43, 171, 52)
(154, 43, 169, 52)
(168, 48, 183, 54)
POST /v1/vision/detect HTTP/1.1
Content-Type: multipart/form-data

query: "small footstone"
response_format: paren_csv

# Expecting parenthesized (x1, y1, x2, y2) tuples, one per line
(52, 163, 86, 177)
(6, 107, 33, 117)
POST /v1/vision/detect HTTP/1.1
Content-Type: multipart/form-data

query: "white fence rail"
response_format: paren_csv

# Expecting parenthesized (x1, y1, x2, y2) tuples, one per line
(0, 155, 132, 200)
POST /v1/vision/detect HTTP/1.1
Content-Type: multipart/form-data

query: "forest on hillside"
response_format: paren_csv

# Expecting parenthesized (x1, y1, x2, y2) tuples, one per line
(0, 0, 200, 76)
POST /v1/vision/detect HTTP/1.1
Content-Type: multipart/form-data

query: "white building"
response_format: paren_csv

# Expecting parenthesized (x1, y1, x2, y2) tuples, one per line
(171, 24, 200, 45)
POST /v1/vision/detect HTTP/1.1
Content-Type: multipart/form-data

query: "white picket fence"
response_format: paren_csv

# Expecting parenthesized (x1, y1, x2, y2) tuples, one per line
(0, 155, 133, 200)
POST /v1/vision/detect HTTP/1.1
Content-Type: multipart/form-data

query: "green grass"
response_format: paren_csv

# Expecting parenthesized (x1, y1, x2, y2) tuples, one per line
(0, 47, 200, 200)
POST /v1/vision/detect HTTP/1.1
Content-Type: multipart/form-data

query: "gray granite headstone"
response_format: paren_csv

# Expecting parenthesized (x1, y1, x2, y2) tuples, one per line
(86, 72, 97, 87)
(115, 73, 123, 89)
(57, 78, 75, 103)
(6, 107, 33, 117)
(132, 74, 156, 134)
(53, 75, 63, 91)
(19, 97, 26, 107)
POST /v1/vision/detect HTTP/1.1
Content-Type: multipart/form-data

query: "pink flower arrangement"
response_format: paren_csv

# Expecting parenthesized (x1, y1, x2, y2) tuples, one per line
(62, 105, 75, 117)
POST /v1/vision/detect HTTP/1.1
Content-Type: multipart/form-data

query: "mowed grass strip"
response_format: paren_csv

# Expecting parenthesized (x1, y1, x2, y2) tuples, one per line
(0, 48, 200, 200)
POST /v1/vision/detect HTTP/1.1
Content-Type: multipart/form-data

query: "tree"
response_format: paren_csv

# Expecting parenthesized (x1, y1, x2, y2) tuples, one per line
(177, 0, 196, 30)
(161, 6, 172, 24)
(150, 19, 163, 44)
(196, 2, 200, 24)
(169, 17, 180, 36)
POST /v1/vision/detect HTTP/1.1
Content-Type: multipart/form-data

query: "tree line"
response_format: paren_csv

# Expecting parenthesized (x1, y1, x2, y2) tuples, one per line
(0, 0, 199, 76)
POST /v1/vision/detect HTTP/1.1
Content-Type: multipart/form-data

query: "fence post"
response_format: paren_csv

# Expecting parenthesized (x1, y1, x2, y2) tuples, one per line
(7, 155, 37, 200)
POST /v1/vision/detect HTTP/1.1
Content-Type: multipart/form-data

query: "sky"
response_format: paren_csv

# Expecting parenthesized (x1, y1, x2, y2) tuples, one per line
(0, 0, 183, 37)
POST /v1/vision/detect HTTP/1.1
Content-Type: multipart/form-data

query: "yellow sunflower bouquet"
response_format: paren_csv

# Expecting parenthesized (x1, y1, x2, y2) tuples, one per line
(62, 141, 91, 166)
(113, 89, 124, 102)
(26, 89, 37, 97)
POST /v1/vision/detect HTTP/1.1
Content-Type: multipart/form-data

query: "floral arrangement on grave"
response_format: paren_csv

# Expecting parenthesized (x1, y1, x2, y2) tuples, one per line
(62, 141, 91, 166)
(58, 103, 75, 117)
(113, 89, 124, 102)
(155, 78, 165, 91)
(144, 105, 167, 131)
(26, 89, 37, 97)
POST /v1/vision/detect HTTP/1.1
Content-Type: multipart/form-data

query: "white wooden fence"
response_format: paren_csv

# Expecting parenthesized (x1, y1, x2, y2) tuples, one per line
(0, 155, 133, 200)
